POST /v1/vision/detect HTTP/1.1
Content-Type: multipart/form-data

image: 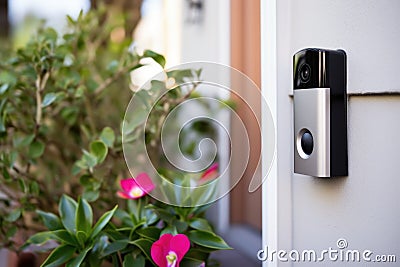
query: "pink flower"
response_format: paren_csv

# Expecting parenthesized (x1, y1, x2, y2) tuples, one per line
(198, 163, 219, 184)
(117, 173, 155, 199)
(151, 234, 190, 267)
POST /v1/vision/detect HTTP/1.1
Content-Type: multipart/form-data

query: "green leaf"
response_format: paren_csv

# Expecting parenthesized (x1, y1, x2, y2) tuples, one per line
(18, 178, 26, 193)
(136, 227, 161, 241)
(0, 84, 9, 94)
(90, 205, 117, 239)
(82, 150, 97, 168)
(195, 68, 203, 78)
(0, 71, 17, 86)
(124, 254, 145, 267)
(28, 141, 45, 158)
(61, 106, 78, 125)
(185, 248, 208, 262)
(90, 140, 108, 164)
(6, 225, 17, 239)
(82, 190, 100, 202)
(59, 195, 78, 234)
(104, 228, 127, 241)
(114, 209, 131, 222)
(86, 78, 99, 92)
(145, 210, 159, 225)
(100, 127, 115, 147)
(160, 225, 178, 236)
(71, 163, 81, 175)
(29, 181, 40, 196)
(143, 50, 166, 68)
(2, 168, 11, 182)
(91, 235, 108, 256)
(76, 231, 87, 247)
(172, 219, 188, 233)
(66, 246, 91, 267)
(127, 199, 139, 218)
(188, 230, 231, 250)
(134, 89, 152, 109)
(37, 210, 63, 230)
(13, 133, 35, 148)
(189, 218, 213, 232)
(0, 120, 5, 133)
(167, 69, 194, 84)
(66, 15, 75, 25)
(220, 98, 237, 110)
(128, 63, 144, 72)
(26, 231, 54, 245)
(42, 28, 58, 44)
(40, 245, 75, 267)
(130, 239, 154, 264)
(8, 151, 17, 168)
(42, 93, 57, 108)
(52, 230, 78, 246)
(5, 209, 21, 222)
(74, 85, 85, 98)
(123, 254, 135, 267)
(74, 160, 86, 171)
(107, 60, 119, 73)
(122, 109, 148, 136)
(149, 80, 165, 93)
(101, 240, 129, 257)
(148, 206, 176, 223)
(79, 175, 100, 190)
(76, 198, 93, 234)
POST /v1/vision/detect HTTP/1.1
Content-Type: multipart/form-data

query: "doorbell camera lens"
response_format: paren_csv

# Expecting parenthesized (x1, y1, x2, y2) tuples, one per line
(300, 130, 313, 155)
(299, 63, 311, 83)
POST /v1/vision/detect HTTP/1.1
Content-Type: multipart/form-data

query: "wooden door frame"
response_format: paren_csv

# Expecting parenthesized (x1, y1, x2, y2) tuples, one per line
(229, 0, 262, 231)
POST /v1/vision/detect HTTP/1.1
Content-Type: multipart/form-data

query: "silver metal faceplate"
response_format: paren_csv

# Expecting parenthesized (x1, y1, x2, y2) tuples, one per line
(294, 88, 330, 177)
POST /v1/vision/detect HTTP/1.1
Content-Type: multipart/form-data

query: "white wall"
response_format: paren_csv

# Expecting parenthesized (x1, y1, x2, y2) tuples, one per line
(177, 0, 231, 233)
(180, 0, 229, 64)
(292, 96, 400, 266)
(135, 0, 231, 232)
(290, 0, 400, 95)
(262, 0, 400, 266)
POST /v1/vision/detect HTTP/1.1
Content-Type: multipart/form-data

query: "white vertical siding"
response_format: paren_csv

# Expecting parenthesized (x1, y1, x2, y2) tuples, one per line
(262, 0, 400, 266)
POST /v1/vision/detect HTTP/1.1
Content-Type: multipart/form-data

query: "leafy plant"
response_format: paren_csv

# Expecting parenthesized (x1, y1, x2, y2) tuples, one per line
(0, 5, 231, 267)
(24, 195, 118, 267)
(0, 8, 152, 248)
(24, 176, 230, 267)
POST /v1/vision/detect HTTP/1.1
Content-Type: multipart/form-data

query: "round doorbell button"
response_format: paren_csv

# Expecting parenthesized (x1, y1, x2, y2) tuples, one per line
(301, 131, 313, 155)
(296, 128, 314, 159)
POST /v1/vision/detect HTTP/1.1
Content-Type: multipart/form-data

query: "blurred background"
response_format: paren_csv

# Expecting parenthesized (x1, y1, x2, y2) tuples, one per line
(0, 0, 262, 265)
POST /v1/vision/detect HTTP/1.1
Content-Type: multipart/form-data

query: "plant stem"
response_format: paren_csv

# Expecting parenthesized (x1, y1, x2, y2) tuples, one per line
(0, 184, 19, 201)
(117, 252, 123, 266)
(12, 166, 46, 189)
(94, 63, 139, 96)
(35, 77, 42, 127)
(84, 96, 97, 134)
(35, 71, 50, 131)
(137, 197, 143, 220)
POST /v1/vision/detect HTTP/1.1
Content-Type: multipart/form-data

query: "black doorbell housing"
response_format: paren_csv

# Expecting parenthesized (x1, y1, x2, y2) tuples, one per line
(293, 48, 348, 177)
